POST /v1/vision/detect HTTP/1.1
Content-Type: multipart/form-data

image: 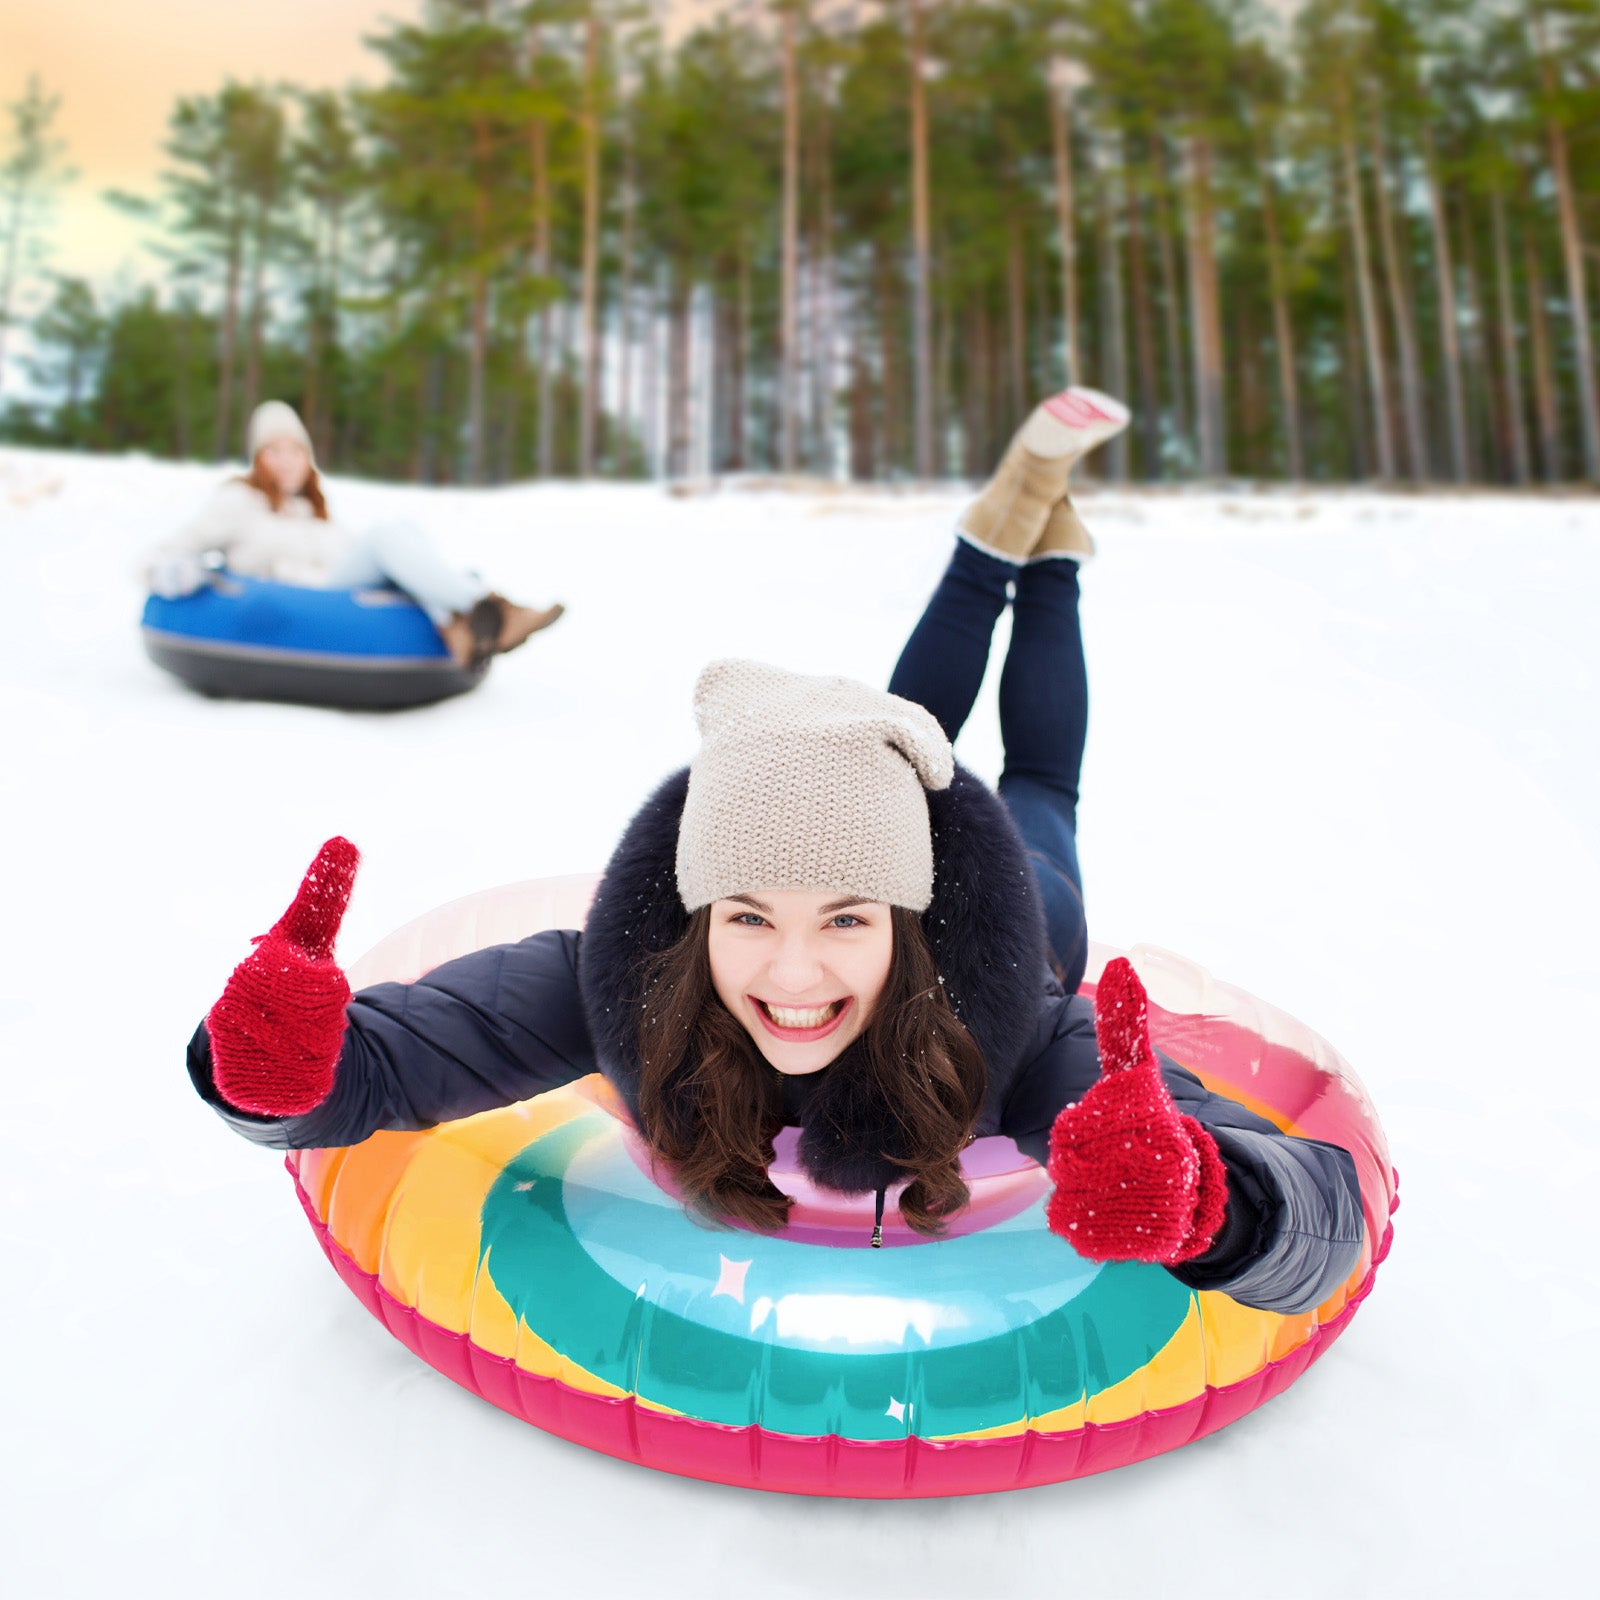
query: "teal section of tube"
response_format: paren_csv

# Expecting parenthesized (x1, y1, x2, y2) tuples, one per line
(480, 1112, 1192, 1440)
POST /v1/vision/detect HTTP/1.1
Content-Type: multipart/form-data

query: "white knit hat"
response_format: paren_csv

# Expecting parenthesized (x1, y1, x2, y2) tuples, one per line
(676, 660, 955, 913)
(245, 400, 314, 462)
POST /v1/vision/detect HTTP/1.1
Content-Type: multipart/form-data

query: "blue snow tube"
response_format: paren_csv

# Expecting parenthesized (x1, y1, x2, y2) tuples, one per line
(141, 574, 488, 710)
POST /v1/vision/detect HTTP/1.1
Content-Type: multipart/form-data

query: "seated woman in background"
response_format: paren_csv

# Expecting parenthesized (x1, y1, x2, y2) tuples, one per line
(145, 400, 564, 669)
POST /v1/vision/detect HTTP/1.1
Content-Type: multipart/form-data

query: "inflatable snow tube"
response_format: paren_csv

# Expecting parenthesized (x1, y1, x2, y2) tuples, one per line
(289, 875, 1396, 1498)
(141, 574, 487, 709)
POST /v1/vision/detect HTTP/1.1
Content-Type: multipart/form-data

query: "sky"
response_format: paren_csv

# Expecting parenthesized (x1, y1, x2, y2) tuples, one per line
(1, 0, 718, 290)
(2, 1, 411, 284)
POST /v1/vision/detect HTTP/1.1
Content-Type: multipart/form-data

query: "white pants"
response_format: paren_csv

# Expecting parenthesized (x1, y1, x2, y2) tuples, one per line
(326, 521, 488, 625)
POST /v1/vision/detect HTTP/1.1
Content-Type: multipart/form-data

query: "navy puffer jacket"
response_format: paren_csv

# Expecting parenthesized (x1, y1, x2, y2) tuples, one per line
(190, 768, 1364, 1316)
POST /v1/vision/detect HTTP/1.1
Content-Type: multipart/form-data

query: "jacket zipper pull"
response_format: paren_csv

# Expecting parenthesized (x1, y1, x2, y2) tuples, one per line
(871, 1185, 886, 1249)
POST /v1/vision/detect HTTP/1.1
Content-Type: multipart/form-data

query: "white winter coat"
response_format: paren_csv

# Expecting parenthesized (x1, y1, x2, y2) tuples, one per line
(146, 482, 356, 594)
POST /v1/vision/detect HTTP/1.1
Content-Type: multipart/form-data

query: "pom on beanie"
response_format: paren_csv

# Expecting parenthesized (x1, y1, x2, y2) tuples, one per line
(245, 400, 314, 463)
(675, 659, 954, 912)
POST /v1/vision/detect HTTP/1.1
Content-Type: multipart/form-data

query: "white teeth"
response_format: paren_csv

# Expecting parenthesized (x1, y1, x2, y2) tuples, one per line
(764, 1002, 840, 1029)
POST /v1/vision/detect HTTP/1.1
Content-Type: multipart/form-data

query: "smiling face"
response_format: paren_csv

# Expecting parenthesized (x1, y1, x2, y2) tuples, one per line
(706, 889, 895, 1076)
(256, 436, 313, 499)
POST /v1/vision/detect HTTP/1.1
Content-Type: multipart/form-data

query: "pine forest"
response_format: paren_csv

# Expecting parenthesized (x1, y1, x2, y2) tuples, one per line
(5, 0, 1600, 487)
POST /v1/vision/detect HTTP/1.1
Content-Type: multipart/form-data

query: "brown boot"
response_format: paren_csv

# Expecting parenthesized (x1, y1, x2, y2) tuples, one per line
(960, 388, 1130, 561)
(491, 596, 565, 654)
(1030, 496, 1096, 564)
(438, 613, 476, 670)
(439, 597, 503, 669)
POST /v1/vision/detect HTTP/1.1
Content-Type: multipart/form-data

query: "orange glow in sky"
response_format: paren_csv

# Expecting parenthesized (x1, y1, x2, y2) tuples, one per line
(4, 0, 717, 286)
(3, 0, 407, 281)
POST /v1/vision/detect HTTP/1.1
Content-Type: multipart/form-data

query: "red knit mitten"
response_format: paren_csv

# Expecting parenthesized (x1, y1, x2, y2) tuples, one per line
(1045, 957, 1229, 1264)
(206, 838, 361, 1117)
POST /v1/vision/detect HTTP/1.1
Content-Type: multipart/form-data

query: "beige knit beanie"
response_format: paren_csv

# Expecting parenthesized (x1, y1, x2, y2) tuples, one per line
(676, 659, 955, 913)
(246, 400, 314, 462)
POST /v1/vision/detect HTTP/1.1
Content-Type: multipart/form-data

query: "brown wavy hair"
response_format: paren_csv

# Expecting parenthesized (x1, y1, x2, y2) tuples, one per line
(237, 453, 330, 520)
(635, 906, 987, 1236)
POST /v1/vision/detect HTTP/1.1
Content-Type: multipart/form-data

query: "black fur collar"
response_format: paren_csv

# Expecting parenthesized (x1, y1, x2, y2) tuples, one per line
(577, 765, 1047, 1194)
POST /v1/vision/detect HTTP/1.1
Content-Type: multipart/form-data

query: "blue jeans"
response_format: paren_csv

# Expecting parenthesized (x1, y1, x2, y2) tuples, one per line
(326, 521, 488, 625)
(889, 539, 1088, 992)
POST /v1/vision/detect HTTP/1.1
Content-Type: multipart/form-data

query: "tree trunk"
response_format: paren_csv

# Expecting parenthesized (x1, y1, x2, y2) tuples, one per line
(849, 311, 875, 480)
(1339, 108, 1394, 480)
(1126, 151, 1161, 478)
(935, 242, 954, 475)
(1152, 152, 1189, 462)
(175, 298, 193, 459)
(1235, 295, 1268, 475)
(578, 3, 602, 477)
(1258, 154, 1303, 480)
(907, 0, 933, 478)
(1533, 8, 1600, 479)
(1521, 186, 1562, 484)
(1184, 133, 1225, 477)
(1049, 64, 1079, 388)
(320, 203, 343, 464)
(640, 268, 659, 477)
(811, 88, 837, 477)
(709, 279, 729, 472)
(535, 253, 556, 479)
(618, 127, 636, 475)
(878, 249, 900, 476)
(302, 209, 324, 448)
(466, 118, 491, 485)
(965, 299, 989, 476)
(528, 27, 556, 479)
(215, 220, 243, 459)
(667, 267, 692, 478)
(1456, 195, 1501, 481)
(305, 204, 339, 458)
(1097, 136, 1129, 481)
(418, 348, 443, 485)
(1338, 232, 1370, 481)
(1008, 216, 1028, 426)
(734, 245, 750, 470)
(1369, 118, 1428, 481)
(709, 269, 729, 471)
(500, 321, 527, 483)
(241, 201, 270, 441)
(779, 7, 800, 473)
(1490, 186, 1532, 486)
(1421, 128, 1470, 483)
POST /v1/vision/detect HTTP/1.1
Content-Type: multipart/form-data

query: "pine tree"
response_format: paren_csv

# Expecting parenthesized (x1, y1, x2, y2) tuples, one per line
(364, 3, 541, 482)
(26, 275, 101, 440)
(0, 76, 71, 399)
(293, 91, 364, 460)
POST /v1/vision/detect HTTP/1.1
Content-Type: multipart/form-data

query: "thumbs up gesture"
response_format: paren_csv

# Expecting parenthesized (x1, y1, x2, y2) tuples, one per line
(1045, 957, 1229, 1265)
(206, 838, 361, 1117)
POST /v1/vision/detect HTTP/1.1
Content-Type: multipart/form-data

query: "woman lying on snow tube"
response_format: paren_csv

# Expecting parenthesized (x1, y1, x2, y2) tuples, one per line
(189, 390, 1389, 1495)
(141, 400, 564, 708)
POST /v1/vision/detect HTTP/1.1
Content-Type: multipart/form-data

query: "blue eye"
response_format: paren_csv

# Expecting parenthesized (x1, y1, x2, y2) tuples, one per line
(830, 914, 864, 929)
(732, 913, 768, 928)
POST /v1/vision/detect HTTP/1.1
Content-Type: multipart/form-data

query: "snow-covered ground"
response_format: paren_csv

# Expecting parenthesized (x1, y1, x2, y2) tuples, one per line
(3, 448, 1596, 1598)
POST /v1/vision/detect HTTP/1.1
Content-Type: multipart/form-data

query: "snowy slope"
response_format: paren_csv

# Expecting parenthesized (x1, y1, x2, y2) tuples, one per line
(3, 448, 1596, 1599)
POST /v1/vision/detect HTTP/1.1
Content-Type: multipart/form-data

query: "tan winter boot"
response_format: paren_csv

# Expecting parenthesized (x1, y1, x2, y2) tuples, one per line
(440, 596, 504, 669)
(959, 388, 1130, 561)
(1030, 496, 1096, 563)
(439, 614, 476, 669)
(492, 596, 565, 654)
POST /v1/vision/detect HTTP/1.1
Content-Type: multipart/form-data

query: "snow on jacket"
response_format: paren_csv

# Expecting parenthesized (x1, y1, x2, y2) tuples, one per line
(147, 481, 355, 592)
(188, 767, 1365, 1315)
